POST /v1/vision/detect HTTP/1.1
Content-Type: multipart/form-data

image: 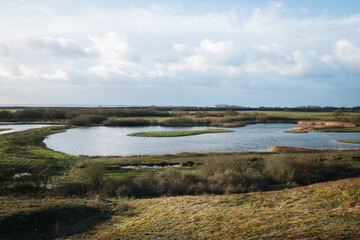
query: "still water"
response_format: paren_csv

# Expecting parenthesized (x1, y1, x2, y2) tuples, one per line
(43, 124, 360, 156)
(0, 124, 53, 134)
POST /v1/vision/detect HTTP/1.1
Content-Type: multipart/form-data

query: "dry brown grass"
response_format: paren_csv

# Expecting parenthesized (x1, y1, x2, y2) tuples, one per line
(67, 177, 359, 239)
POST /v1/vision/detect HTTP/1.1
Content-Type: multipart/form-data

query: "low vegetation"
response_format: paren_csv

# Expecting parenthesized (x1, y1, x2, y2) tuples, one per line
(0, 128, 11, 132)
(128, 129, 233, 137)
(283, 129, 309, 133)
(337, 139, 360, 144)
(314, 126, 360, 132)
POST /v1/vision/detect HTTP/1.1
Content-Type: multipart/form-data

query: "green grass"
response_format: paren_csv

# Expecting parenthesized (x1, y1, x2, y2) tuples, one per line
(337, 139, 360, 144)
(0, 128, 11, 132)
(283, 130, 309, 133)
(127, 128, 234, 137)
(314, 126, 360, 132)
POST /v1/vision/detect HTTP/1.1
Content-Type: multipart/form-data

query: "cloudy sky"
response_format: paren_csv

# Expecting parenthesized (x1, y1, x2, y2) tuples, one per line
(0, 0, 359, 107)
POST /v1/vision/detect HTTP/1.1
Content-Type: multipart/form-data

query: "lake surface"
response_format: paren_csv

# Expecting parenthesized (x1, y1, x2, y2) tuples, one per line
(0, 124, 53, 135)
(43, 124, 360, 156)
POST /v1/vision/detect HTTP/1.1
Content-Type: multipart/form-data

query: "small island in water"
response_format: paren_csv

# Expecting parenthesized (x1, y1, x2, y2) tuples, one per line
(127, 128, 233, 137)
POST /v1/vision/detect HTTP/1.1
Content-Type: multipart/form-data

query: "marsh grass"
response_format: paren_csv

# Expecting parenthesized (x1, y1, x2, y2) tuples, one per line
(314, 126, 360, 132)
(128, 129, 233, 137)
(283, 129, 309, 133)
(337, 139, 360, 144)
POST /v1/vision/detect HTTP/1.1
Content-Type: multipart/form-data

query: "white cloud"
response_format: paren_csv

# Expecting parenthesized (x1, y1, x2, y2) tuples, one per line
(87, 32, 139, 77)
(30, 36, 90, 57)
(334, 38, 360, 67)
(0, 57, 22, 78)
(151, 39, 245, 78)
(245, 49, 307, 76)
(43, 70, 68, 80)
(0, 1, 359, 106)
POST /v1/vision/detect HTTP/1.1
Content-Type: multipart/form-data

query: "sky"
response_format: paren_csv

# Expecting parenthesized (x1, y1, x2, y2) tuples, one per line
(0, 0, 359, 107)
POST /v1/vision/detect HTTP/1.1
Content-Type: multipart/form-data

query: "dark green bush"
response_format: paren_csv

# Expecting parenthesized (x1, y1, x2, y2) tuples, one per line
(51, 182, 89, 197)
(103, 119, 151, 126)
(133, 172, 159, 197)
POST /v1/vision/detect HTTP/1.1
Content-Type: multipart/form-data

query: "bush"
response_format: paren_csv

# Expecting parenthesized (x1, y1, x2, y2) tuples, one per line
(83, 163, 105, 190)
(207, 170, 260, 194)
(133, 172, 159, 197)
(102, 179, 135, 198)
(51, 182, 89, 197)
(103, 119, 151, 126)
(29, 163, 52, 190)
(160, 117, 196, 127)
(263, 155, 294, 184)
(68, 114, 106, 126)
(157, 169, 189, 196)
(291, 159, 325, 185)
(202, 157, 248, 177)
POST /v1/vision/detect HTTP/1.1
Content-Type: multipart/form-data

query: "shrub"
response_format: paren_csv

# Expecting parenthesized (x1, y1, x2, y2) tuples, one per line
(207, 170, 254, 194)
(68, 114, 106, 126)
(202, 157, 248, 177)
(102, 179, 135, 198)
(160, 117, 196, 127)
(51, 182, 89, 197)
(29, 163, 52, 190)
(83, 163, 105, 190)
(103, 119, 151, 126)
(157, 169, 188, 196)
(263, 155, 294, 184)
(133, 172, 159, 197)
(291, 158, 325, 185)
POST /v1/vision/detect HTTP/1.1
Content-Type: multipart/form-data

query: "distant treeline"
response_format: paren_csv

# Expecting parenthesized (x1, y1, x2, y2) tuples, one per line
(0, 107, 170, 122)
(0, 106, 359, 126)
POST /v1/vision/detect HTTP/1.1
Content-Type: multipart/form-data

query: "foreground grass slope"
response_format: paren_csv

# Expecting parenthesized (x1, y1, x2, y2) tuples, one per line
(94, 178, 360, 239)
(1, 177, 358, 239)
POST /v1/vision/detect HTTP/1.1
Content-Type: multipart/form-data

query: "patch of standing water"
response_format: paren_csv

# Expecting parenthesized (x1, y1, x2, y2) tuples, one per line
(43, 124, 360, 156)
(0, 124, 54, 135)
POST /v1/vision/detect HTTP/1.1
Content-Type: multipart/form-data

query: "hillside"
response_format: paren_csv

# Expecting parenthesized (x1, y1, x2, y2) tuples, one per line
(1, 177, 359, 239)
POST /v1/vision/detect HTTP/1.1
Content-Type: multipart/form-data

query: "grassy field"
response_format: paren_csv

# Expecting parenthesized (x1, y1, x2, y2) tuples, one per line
(128, 129, 233, 137)
(0, 128, 11, 132)
(337, 139, 360, 144)
(1, 177, 359, 239)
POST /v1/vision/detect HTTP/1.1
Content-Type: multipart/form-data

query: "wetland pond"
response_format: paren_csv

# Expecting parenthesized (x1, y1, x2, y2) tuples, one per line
(43, 124, 360, 156)
(0, 124, 53, 134)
